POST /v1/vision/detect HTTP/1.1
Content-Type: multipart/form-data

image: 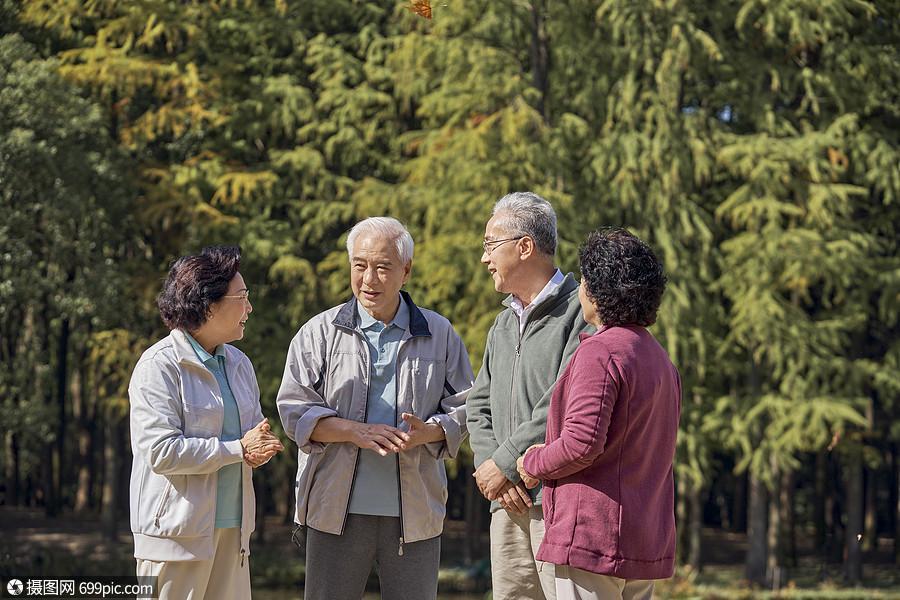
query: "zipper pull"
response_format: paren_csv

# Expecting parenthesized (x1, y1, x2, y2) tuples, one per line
(240, 548, 246, 567)
(515, 344, 520, 357)
(154, 517, 160, 528)
(398, 537, 405, 556)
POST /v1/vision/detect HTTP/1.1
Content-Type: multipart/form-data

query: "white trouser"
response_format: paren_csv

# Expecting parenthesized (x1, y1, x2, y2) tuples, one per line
(136, 528, 250, 600)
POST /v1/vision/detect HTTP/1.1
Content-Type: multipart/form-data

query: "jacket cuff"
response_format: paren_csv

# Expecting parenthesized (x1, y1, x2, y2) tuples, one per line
(294, 405, 338, 454)
(424, 414, 461, 459)
(223, 440, 245, 463)
(492, 440, 522, 483)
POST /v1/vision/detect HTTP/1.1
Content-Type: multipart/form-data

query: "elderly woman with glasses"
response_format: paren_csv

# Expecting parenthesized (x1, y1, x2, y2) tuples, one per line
(129, 246, 283, 600)
(517, 228, 681, 600)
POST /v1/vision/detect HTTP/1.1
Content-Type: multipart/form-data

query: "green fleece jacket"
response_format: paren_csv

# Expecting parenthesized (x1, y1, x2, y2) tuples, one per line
(466, 273, 593, 508)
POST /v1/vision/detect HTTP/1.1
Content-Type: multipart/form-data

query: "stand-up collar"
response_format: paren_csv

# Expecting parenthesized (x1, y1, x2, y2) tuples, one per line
(334, 290, 431, 337)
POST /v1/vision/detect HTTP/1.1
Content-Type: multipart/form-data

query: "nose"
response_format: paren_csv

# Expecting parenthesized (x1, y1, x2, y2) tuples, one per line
(363, 266, 378, 286)
(246, 298, 253, 314)
(480, 249, 490, 264)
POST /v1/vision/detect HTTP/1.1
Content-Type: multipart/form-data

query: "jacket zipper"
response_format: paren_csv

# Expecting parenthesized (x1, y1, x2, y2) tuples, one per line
(395, 340, 406, 556)
(154, 480, 174, 528)
(221, 362, 249, 564)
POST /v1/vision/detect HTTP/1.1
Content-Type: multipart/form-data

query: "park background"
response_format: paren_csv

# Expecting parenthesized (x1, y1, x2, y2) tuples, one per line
(1, 0, 898, 597)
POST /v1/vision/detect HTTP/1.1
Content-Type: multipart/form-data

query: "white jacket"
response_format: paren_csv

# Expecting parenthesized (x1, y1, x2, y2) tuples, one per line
(128, 329, 263, 562)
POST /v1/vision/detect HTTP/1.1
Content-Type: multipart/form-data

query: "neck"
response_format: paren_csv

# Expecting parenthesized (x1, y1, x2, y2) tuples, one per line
(369, 295, 401, 325)
(513, 263, 557, 306)
(188, 327, 220, 355)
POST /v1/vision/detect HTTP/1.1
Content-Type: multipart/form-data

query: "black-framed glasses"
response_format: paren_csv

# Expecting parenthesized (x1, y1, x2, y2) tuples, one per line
(482, 237, 524, 255)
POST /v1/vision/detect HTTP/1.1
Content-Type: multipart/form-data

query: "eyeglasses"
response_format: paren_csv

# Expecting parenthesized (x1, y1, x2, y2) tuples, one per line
(482, 237, 524, 255)
(222, 290, 251, 301)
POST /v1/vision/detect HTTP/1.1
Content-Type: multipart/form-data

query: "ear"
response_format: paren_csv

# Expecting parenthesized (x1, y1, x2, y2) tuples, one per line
(518, 236, 536, 260)
(402, 261, 412, 284)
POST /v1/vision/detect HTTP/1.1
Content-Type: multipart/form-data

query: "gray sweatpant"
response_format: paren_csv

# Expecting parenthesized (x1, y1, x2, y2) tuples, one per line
(304, 514, 440, 600)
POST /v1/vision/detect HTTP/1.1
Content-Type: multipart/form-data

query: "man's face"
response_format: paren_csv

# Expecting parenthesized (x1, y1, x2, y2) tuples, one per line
(481, 212, 524, 294)
(350, 232, 411, 322)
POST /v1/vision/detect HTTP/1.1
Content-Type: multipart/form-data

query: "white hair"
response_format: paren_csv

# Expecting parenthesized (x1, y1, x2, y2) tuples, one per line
(346, 217, 414, 265)
(492, 191, 557, 256)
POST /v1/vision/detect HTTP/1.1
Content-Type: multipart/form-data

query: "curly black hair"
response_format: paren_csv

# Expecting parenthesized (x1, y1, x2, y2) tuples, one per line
(157, 246, 242, 331)
(578, 228, 666, 327)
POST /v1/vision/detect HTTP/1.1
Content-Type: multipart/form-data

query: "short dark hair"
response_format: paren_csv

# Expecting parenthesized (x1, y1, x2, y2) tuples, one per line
(579, 228, 666, 327)
(157, 246, 242, 331)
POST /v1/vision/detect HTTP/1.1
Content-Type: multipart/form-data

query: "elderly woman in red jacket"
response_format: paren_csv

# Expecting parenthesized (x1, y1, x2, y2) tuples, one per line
(517, 228, 681, 600)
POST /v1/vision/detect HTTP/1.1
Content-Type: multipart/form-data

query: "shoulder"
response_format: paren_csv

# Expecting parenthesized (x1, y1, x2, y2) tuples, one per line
(133, 335, 177, 371)
(223, 343, 253, 370)
(130, 335, 180, 387)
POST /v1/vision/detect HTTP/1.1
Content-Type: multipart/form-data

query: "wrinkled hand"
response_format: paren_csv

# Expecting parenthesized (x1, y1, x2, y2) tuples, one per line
(516, 443, 544, 489)
(350, 422, 411, 457)
(241, 419, 284, 467)
(474, 458, 511, 501)
(496, 481, 532, 515)
(399, 413, 444, 450)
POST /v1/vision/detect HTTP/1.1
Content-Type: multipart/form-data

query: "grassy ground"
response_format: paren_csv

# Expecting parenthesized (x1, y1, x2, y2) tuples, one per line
(2, 507, 899, 599)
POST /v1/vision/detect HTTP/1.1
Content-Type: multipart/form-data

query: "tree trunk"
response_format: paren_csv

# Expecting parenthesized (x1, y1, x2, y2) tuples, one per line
(55, 317, 70, 510)
(733, 470, 748, 533)
(4, 431, 20, 506)
(780, 467, 797, 568)
(815, 450, 827, 553)
(72, 363, 94, 513)
(676, 475, 688, 564)
(688, 482, 703, 573)
(893, 442, 900, 566)
(845, 450, 864, 583)
(529, 0, 550, 122)
(101, 413, 121, 540)
(745, 472, 768, 585)
(864, 465, 877, 552)
(767, 459, 782, 589)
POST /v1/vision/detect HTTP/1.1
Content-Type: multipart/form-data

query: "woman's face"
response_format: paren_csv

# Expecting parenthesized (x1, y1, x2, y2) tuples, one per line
(206, 272, 253, 344)
(578, 278, 601, 328)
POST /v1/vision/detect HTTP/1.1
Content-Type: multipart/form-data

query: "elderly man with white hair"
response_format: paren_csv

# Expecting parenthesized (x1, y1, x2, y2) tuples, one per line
(277, 217, 473, 600)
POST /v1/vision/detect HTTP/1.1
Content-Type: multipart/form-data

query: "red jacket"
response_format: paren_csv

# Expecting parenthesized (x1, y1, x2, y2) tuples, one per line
(523, 325, 681, 579)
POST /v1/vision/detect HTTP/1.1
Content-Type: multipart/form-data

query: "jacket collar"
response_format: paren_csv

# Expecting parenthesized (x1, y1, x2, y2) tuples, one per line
(170, 328, 209, 369)
(502, 272, 579, 313)
(333, 290, 431, 338)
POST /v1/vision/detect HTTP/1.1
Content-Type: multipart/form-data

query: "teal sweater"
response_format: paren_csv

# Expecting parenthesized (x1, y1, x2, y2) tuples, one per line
(466, 274, 593, 508)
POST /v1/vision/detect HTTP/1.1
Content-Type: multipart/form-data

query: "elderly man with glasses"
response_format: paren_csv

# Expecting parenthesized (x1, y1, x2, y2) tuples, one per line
(467, 192, 594, 600)
(277, 217, 474, 600)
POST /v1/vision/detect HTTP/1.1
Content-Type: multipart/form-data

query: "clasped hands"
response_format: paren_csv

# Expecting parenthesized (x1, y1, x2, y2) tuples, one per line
(473, 444, 545, 515)
(241, 419, 284, 468)
(351, 412, 443, 457)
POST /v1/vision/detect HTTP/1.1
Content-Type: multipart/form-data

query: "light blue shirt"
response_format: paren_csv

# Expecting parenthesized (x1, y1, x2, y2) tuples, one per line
(185, 333, 242, 529)
(346, 298, 409, 517)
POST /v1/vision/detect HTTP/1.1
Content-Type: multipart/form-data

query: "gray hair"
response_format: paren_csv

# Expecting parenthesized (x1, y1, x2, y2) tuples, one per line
(492, 191, 557, 256)
(346, 217, 414, 265)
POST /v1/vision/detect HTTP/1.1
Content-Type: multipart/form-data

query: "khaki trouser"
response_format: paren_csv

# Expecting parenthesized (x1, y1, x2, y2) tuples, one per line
(490, 506, 556, 600)
(136, 528, 250, 600)
(555, 564, 654, 600)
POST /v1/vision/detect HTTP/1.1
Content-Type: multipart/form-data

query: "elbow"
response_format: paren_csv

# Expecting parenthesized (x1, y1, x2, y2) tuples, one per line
(148, 442, 177, 475)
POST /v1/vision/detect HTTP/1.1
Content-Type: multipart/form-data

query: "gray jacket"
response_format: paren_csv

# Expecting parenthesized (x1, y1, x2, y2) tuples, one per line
(276, 292, 473, 544)
(466, 273, 593, 510)
(129, 329, 263, 561)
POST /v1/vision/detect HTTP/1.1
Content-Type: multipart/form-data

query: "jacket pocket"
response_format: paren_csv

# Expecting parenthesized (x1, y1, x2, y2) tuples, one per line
(183, 403, 221, 437)
(149, 473, 213, 537)
(153, 480, 174, 528)
(407, 358, 445, 414)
